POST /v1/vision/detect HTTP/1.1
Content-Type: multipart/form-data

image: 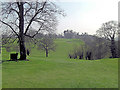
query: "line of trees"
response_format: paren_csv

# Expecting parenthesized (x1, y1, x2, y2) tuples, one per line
(3, 33, 56, 58)
(68, 45, 92, 60)
(68, 21, 119, 60)
(2, 20, 118, 60)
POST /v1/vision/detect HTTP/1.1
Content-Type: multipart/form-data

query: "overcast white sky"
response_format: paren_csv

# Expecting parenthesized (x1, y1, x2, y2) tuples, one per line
(55, 0, 119, 35)
(0, 0, 119, 35)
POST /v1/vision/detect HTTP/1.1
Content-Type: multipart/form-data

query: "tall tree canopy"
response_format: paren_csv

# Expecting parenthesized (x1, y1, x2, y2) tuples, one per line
(96, 21, 118, 58)
(0, 0, 64, 60)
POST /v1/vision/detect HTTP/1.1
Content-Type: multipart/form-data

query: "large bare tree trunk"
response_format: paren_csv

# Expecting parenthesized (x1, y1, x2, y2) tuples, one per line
(19, 2, 26, 60)
(110, 38, 117, 58)
(45, 49, 48, 57)
(19, 38, 26, 60)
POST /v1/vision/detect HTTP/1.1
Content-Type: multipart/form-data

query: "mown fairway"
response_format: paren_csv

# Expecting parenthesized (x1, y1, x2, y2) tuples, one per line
(2, 39, 118, 88)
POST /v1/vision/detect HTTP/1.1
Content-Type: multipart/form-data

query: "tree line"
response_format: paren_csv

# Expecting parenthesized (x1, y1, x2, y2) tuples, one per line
(2, 20, 119, 60)
(67, 21, 119, 60)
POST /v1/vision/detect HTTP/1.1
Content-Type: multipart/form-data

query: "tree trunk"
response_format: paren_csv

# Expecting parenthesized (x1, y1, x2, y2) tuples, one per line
(45, 49, 48, 57)
(19, 39, 26, 60)
(110, 38, 117, 58)
(19, 2, 26, 60)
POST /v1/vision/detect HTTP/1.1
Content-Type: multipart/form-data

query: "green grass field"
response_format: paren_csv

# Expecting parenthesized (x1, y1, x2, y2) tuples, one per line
(2, 39, 118, 88)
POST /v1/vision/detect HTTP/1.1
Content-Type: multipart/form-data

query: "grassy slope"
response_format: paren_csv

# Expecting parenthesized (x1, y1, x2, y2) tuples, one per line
(2, 39, 118, 88)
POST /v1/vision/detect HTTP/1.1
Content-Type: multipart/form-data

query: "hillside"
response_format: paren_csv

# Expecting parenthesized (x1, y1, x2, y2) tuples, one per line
(2, 39, 118, 88)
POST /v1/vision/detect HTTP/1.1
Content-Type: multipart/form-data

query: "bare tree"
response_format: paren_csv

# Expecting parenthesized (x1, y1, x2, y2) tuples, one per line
(37, 35, 56, 57)
(0, 0, 64, 60)
(96, 21, 118, 58)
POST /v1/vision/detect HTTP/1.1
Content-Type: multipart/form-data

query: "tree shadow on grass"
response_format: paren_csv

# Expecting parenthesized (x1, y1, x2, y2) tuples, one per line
(0, 59, 29, 64)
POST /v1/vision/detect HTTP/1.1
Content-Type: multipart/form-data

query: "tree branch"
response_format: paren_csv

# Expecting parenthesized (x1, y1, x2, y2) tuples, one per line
(24, 23, 44, 38)
(24, 1, 47, 35)
(10, 8, 19, 17)
(24, 2, 32, 16)
(2, 35, 18, 46)
(0, 20, 19, 37)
